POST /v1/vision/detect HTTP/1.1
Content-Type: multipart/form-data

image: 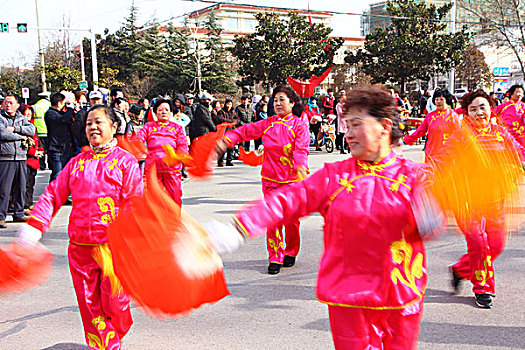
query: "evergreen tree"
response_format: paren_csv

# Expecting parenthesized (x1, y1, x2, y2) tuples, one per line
(231, 12, 343, 89)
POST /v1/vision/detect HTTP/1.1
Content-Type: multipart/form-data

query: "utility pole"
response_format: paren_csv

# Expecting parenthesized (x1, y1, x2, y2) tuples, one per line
(449, 0, 456, 93)
(79, 40, 86, 81)
(34, 0, 47, 92)
(90, 28, 99, 90)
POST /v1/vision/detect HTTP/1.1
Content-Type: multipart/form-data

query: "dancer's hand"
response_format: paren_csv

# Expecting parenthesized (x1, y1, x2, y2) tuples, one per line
(202, 220, 244, 254)
(16, 224, 43, 249)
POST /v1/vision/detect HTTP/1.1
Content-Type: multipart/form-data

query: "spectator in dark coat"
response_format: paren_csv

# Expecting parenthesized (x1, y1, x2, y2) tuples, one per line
(235, 95, 254, 151)
(45, 92, 74, 182)
(216, 99, 239, 166)
(0, 95, 36, 227)
(190, 92, 216, 142)
(71, 90, 104, 153)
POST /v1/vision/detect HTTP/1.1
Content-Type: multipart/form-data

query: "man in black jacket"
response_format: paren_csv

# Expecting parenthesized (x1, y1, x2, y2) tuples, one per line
(0, 95, 36, 227)
(235, 95, 254, 151)
(45, 92, 74, 182)
(190, 92, 216, 142)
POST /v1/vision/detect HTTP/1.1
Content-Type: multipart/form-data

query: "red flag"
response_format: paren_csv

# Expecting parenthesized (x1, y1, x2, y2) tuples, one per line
(287, 66, 333, 98)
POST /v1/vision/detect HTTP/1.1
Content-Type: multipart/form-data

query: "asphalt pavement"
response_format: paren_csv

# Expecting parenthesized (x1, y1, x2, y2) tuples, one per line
(0, 144, 524, 349)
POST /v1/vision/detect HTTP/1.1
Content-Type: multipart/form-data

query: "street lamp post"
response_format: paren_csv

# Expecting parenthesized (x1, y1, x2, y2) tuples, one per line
(449, 0, 456, 93)
(34, 0, 47, 92)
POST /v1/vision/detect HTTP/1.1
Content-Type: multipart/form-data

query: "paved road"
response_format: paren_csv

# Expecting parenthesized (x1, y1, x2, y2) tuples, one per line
(1, 145, 524, 349)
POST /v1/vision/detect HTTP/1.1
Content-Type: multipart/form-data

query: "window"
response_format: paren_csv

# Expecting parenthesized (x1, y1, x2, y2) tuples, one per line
(223, 18, 239, 30)
(244, 19, 257, 31)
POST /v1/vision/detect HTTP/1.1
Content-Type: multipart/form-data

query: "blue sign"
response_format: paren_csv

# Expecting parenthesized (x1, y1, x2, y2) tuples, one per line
(493, 67, 510, 76)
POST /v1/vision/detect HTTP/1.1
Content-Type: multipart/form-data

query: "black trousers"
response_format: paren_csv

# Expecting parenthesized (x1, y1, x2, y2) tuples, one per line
(0, 160, 27, 221)
(25, 166, 38, 209)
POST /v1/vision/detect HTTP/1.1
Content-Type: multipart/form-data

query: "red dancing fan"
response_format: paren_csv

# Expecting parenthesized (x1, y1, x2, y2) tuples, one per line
(117, 135, 147, 161)
(0, 243, 54, 294)
(107, 168, 229, 318)
(286, 66, 332, 98)
(185, 122, 236, 178)
(238, 146, 264, 166)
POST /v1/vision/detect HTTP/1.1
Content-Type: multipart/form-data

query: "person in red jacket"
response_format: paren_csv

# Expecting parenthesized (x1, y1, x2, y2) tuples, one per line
(322, 88, 335, 116)
(18, 104, 44, 213)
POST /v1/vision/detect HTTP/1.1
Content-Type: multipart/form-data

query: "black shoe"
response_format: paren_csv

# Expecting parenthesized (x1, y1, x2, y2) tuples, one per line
(340, 150, 347, 154)
(268, 263, 281, 275)
(217, 162, 224, 167)
(475, 293, 493, 309)
(450, 267, 462, 294)
(12, 216, 30, 222)
(226, 161, 234, 166)
(283, 255, 296, 268)
(0, 220, 6, 229)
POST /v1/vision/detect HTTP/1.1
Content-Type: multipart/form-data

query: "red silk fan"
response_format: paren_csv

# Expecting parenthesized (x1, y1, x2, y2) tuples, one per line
(238, 146, 264, 166)
(0, 242, 54, 295)
(107, 167, 229, 318)
(117, 135, 147, 161)
(286, 66, 332, 98)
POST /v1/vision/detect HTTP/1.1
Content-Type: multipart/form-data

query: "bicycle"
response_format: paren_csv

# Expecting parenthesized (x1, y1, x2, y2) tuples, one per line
(310, 118, 335, 153)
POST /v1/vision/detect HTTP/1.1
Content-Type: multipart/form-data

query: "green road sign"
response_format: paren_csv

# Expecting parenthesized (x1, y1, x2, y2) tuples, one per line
(79, 81, 88, 90)
(17, 23, 27, 33)
(0, 23, 9, 33)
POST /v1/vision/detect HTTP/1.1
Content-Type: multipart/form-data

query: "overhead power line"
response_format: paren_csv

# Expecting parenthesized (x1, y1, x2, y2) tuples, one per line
(178, 0, 520, 28)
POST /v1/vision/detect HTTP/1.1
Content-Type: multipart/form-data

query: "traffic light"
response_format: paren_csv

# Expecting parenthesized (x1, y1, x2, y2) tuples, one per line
(17, 23, 27, 33)
(0, 23, 8, 33)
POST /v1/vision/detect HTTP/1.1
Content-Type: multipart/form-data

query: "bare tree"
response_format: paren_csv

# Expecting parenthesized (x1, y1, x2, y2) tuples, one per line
(458, 0, 525, 79)
(456, 44, 493, 90)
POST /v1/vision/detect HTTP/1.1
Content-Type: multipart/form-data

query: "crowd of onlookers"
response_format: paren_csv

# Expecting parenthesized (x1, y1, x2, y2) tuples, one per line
(2, 83, 522, 229)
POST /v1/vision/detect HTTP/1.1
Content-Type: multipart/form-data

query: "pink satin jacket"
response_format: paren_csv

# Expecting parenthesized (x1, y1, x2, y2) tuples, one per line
(29, 146, 143, 245)
(225, 113, 309, 183)
(235, 151, 429, 309)
(404, 108, 460, 162)
(493, 101, 525, 146)
(137, 120, 188, 171)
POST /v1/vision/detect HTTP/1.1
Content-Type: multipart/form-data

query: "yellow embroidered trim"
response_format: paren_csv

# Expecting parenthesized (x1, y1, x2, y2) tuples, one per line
(511, 121, 525, 137)
(261, 176, 301, 184)
(263, 119, 296, 139)
(70, 240, 105, 247)
(319, 292, 424, 310)
(28, 215, 46, 224)
(430, 108, 453, 122)
(233, 216, 250, 238)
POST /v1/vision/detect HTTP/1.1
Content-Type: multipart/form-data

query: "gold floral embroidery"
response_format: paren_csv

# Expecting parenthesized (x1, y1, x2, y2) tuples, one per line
(389, 174, 408, 193)
(97, 197, 116, 224)
(280, 143, 294, 174)
(390, 239, 424, 297)
(328, 158, 411, 205)
(70, 152, 123, 175)
(339, 178, 356, 193)
(511, 121, 524, 136)
(475, 255, 494, 286)
(442, 133, 450, 145)
(87, 316, 116, 350)
(268, 228, 284, 255)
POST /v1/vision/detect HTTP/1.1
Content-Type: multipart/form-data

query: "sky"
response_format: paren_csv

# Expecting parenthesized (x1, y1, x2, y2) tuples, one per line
(0, 0, 376, 68)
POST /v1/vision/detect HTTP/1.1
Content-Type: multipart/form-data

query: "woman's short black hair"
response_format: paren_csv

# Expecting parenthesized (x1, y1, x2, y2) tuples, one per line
(508, 84, 524, 97)
(271, 84, 304, 117)
(84, 104, 120, 130)
(343, 85, 404, 145)
(153, 99, 173, 114)
(432, 89, 455, 107)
